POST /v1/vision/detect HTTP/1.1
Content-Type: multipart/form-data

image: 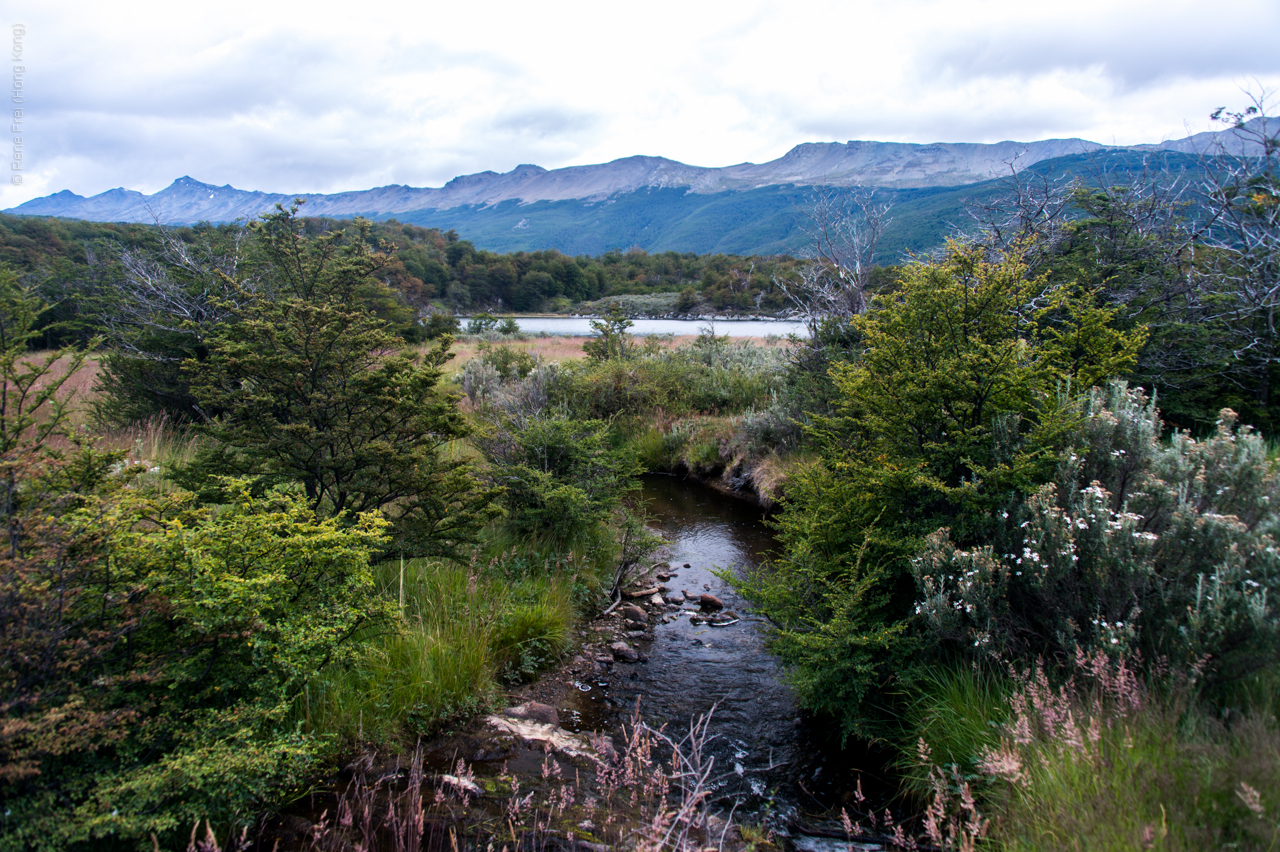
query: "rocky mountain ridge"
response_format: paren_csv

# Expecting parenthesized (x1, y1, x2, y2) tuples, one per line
(8, 119, 1272, 226)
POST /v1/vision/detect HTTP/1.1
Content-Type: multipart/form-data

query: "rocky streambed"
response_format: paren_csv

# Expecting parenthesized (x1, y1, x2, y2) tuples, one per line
(276, 474, 893, 851)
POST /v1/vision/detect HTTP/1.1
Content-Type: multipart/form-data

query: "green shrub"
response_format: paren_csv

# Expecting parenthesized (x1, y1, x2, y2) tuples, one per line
(2, 484, 394, 851)
(475, 340, 537, 381)
(467, 312, 499, 335)
(477, 415, 639, 543)
(914, 382, 1280, 695)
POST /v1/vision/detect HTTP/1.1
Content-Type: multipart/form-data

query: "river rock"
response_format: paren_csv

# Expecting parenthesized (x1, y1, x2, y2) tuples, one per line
(649, 593, 664, 607)
(683, 563, 692, 568)
(484, 715, 597, 759)
(619, 604, 647, 624)
(683, 589, 698, 601)
(699, 593, 725, 612)
(437, 773, 484, 798)
(610, 641, 640, 662)
(504, 701, 560, 727)
(664, 592, 684, 606)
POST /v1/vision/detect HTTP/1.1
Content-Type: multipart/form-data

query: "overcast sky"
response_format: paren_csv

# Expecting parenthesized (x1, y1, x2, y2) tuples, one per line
(5, 0, 1278, 208)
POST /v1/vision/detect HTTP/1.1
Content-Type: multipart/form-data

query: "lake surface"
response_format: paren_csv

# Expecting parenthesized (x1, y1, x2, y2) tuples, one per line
(474, 316, 809, 337)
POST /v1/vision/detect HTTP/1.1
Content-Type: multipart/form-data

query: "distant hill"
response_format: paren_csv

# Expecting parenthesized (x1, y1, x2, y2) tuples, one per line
(392, 150, 1205, 260)
(5, 119, 1268, 257)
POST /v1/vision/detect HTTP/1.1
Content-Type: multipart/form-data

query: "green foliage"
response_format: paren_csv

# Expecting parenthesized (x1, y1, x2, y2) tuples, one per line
(423, 311, 461, 339)
(675, 286, 698, 312)
(298, 553, 577, 742)
(737, 243, 1145, 739)
(477, 414, 640, 544)
(91, 206, 421, 426)
(1, 476, 394, 851)
(582, 303, 634, 361)
(1, 278, 402, 843)
(467, 312, 499, 335)
(475, 340, 537, 381)
(914, 383, 1280, 692)
(548, 337, 786, 423)
(179, 208, 497, 557)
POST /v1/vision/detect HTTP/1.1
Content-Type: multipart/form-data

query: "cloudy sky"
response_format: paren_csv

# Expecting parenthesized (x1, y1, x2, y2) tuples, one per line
(4, 0, 1278, 208)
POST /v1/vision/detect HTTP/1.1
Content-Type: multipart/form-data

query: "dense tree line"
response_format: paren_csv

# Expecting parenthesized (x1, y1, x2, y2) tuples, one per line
(0, 211, 797, 351)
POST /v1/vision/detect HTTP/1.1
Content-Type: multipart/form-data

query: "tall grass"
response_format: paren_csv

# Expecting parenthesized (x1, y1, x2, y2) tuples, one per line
(910, 657, 1280, 851)
(899, 665, 1011, 798)
(296, 557, 576, 744)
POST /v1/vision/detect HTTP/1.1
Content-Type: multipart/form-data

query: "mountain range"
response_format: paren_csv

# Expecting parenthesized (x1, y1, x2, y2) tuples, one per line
(6, 119, 1271, 258)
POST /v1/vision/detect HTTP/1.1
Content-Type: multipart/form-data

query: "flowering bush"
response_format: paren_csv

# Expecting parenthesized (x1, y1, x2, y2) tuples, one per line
(914, 382, 1280, 686)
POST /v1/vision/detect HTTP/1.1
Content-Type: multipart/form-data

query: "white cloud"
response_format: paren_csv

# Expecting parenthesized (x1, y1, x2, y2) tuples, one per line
(3, 0, 1277, 209)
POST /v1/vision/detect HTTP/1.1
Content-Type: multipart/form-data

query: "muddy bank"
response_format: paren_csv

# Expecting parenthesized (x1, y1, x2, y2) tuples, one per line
(656, 455, 790, 510)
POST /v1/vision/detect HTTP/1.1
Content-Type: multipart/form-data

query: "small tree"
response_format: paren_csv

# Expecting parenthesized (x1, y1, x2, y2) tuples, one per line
(582, 303, 634, 360)
(181, 210, 497, 557)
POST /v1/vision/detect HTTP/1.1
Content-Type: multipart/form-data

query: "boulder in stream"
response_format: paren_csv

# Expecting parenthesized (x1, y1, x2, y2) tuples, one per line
(610, 641, 640, 662)
(699, 593, 725, 612)
(619, 604, 647, 624)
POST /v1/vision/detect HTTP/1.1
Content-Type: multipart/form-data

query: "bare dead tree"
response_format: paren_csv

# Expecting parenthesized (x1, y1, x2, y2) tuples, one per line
(774, 187, 892, 331)
(1189, 91, 1280, 404)
(105, 216, 257, 358)
(962, 151, 1079, 264)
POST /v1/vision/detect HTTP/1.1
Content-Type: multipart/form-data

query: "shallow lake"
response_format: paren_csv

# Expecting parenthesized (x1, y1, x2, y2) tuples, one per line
(470, 316, 810, 337)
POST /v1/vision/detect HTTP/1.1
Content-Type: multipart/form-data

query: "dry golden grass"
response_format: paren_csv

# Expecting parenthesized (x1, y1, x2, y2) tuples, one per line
(434, 334, 790, 376)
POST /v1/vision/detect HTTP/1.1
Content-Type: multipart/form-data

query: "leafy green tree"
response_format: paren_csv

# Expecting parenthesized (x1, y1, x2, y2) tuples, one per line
(178, 207, 497, 557)
(183, 296, 495, 557)
(738, 243, 1145, 738)
(93, 204, 420, 426)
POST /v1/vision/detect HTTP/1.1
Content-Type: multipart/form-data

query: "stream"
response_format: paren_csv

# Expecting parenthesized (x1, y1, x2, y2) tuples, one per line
(577, 474, 889, 849)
